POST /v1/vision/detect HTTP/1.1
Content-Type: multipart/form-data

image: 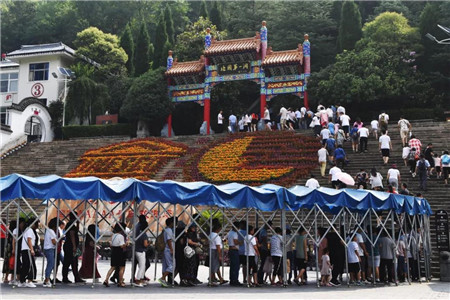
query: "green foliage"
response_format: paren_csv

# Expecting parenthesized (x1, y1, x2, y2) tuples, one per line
(62, 124, 132, 139)
(164, 4, 175, 45)
(104, 75, 133, 115)
(120, 68, 172, 126)
(209, 1, 222, 30)
(134, 22, 152, 76)
(152, 13, 168, 69)
(311, 12, 429, 107)
(74, 27, 128, 75)
(338, 1, 362, 52)
(65, 63, 109, 125)
(48, 99, 64, 140)
(174, 17, 227, 61)
(199, 0, 208, 19)
(370, 1, 412, 22)
(120, 23, 135, 76)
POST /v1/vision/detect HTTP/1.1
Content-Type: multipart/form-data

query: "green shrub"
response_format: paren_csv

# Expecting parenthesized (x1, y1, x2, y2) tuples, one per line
(62, 123, 132, 139)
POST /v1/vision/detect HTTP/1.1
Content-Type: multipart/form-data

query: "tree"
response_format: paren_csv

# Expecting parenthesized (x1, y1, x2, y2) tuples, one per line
(311, 12, 429, 110)
(120, 23, 135, 76)
(370, 1, 412, 24)
(134, 22, 152, 76)
(164, 4, 175, 45)
(174, 17, 227, 61)
(199, 0, 208, 19)
(209, 1, 222, 30)
(120, 68, 172, 133)
(65, 63, 109, 125)
(48, 99, 64, 140)
(105, 75, 132, 115)
(74, 27, 128, 75)
(337, 1, 362, 52)
(152, 13, 168, 69)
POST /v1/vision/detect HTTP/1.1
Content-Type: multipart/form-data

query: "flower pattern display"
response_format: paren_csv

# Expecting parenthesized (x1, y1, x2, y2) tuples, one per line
(184, 131, 320, 186)
(66, 138, 188, 180)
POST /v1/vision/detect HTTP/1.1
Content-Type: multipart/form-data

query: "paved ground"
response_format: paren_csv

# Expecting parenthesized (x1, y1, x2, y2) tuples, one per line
(1, 259, 449, 299)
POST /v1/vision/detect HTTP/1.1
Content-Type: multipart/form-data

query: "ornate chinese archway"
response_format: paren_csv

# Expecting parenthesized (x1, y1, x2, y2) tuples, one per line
(165, 22, 311, 136)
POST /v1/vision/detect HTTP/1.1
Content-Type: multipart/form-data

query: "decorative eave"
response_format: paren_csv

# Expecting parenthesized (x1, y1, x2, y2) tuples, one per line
(7, 42, 75, 58)
(262, 45, 304, 67)
(204, 35, 261, 56)
(165, 56, 205, 77)
(8, 97, 48, 112)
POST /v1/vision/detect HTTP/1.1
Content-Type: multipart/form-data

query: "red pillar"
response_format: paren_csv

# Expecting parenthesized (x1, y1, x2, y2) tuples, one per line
(260, 93, 266, 118)
(304, 90, 309, 110)
(167, 114, 172, 137)
(203, 98, 211, 135)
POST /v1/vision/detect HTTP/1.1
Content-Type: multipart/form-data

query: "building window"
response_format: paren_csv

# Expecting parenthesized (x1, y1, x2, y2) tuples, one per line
(0, 73, 18, 93)
(0, 107, 10, 125)
(29, 62, 49, 81)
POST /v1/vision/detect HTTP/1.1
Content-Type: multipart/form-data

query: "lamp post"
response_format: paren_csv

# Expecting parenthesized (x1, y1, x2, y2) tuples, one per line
(52, 67, 75, 127)
(426, 24, 450, 45)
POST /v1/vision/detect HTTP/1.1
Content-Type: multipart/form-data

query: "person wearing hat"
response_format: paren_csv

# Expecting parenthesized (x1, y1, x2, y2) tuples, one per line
(386, 164, 401, 189)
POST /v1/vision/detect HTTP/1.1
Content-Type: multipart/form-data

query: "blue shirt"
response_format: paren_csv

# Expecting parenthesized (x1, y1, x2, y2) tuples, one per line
(326, 138, 336, 150)
(229, 114, 237, 124)
(328, 123, 335, 135)
(334, 148, 346, 160)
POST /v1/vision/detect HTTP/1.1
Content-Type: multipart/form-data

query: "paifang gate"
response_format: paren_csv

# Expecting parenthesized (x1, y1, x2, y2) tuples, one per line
(164, 21, 311, 136)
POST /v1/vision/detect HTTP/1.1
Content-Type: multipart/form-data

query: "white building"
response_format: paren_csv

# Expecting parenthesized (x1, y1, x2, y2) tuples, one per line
(1, 42, 77, 151)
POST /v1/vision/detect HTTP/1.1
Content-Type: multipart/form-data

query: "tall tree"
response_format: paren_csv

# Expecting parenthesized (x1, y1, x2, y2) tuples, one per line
(199, 0, 208, 19)
(337, 1, 362, 52)
(134, 22, 152, 76)
(164, 4, 175, 45)
(152, 13, 168, 69)
(74, 27, 128, 76)
(120, 23, 135, 76)
(209, 1, 222, 30)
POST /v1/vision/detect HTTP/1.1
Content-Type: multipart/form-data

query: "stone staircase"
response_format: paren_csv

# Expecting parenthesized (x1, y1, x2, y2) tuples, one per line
(294, 120, 450, 277)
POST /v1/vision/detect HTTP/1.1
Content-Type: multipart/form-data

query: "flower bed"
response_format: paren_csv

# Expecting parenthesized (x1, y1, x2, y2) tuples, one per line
(184, 131, 320, 186)
(66, 138, 188, 180)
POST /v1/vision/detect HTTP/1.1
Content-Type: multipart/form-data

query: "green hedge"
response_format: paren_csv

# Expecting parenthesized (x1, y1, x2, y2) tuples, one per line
(62, 124, 132, 139)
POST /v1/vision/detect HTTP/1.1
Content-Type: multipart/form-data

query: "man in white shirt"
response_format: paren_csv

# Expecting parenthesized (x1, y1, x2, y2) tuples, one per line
(263, 106, 272, 131)
(357, 125, 370, 153)
(209, 224, 226, 285)
(18, 219, 40, 288)
(339, 113, 351, 138)
(329, 164, 342, 189)
(300, 107, 307, 129)
(305, 174, 320, 189)
(320, 126, 331, 145)
(245, 226, 260, 286)
(295, 109, 301, 129)
(370, 119, 379, 139)
(378, 130, 392, 165)
(270, 227, 283, 285)
(279, 106, 288, 130)
(217, 110, 224, 133)
(378, 111, 389, 132)
(347, 235, 361, 284)
(228, 222, 241, 286)
(387, 164, 401, 189)
(318, 145, 328, 177)
(397, 116, 411, 147)
(229, 113, 237, 133)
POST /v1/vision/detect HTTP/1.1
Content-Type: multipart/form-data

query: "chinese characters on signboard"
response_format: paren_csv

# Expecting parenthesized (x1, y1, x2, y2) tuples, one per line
(217, 62, 251, 75)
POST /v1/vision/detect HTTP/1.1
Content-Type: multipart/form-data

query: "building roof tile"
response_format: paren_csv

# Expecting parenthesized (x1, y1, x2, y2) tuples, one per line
(7, 42, 76, 57)
(204, 37, 260, 56)
(262, 46, 304, 67)
(165, 58, 205, 76)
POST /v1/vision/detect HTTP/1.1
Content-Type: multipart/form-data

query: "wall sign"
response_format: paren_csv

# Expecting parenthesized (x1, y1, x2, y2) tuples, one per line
(31, 83, 44, 98)
(436, 210, 449, 252)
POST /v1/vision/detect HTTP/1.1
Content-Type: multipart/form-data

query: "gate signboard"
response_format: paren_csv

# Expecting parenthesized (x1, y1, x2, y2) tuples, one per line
(436, 210, 449, 252)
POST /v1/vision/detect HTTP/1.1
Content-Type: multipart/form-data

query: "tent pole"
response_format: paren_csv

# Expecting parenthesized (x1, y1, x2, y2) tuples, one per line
(130, 200, 137, 288)
(92, 199, 99, 288)
(246, 208, 249, 287)
(12, 198, 20, 287)
(41, 199, 49, 281)
(52, 199, 60, 287)
(208, 205, 213, 287)
(369, 209, 376, 286)
(404, 214, 411, 285)
(314, 206, 319, 288)
(81, 200, 87, 256)
(281, 207, 287, 287)
(391, 210, 398, 286)
(172, 204, 176, 286)
(425, 215, 432, 282)
(153, 202, 160, 281)
(221, 207, 225, 279)
(343, 211, 349, 287)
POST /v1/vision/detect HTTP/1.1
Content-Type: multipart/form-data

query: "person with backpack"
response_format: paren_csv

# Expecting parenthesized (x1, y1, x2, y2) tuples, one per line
(415, 154, 430, 191)
(397, 116, 411, 147)
(440, 150, 450, 185)
(334, 145, 347, 170)
(350, 124, 359, 153)
(378, 111, 389, 132)
(355, 169, 368, 189)
(408, 147, 418, 177)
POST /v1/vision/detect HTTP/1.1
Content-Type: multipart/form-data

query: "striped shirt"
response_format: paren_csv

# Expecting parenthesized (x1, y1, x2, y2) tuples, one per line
(270, 234, 283, 257)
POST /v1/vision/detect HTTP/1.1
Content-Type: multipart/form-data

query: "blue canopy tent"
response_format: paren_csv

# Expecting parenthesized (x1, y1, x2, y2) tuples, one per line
(0, 174, 433, 215)
(0, 174, 433, 287)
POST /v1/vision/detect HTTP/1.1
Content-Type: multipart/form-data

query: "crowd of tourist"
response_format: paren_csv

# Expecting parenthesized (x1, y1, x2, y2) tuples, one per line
(1, 212, 427, 289)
